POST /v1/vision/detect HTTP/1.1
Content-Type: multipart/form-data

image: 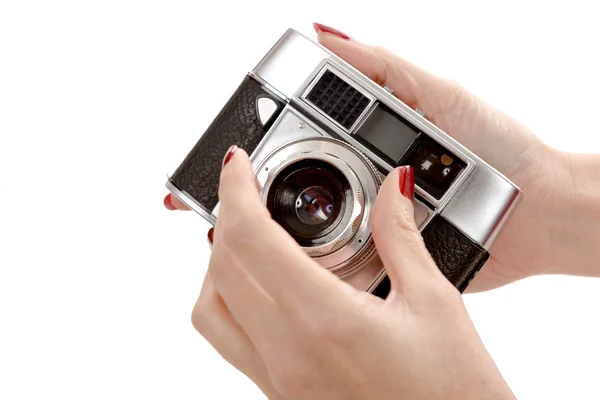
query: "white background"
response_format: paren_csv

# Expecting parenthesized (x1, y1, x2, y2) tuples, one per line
(1, 1, 599, 399)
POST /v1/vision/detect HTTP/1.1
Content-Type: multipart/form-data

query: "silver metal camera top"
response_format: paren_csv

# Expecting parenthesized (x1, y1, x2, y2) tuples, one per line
(250, 28, 521, 250)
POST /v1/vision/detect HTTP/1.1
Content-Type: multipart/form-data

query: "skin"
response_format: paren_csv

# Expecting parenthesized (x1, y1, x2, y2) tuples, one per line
(194, 152, 514, 399)
(165, 29, 600, 398)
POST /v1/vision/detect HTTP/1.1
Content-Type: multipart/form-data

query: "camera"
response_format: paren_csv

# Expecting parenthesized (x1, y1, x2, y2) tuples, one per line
(166, 29, 521, 297)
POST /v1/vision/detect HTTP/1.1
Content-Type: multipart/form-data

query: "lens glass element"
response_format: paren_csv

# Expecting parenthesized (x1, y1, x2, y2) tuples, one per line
(266, 159, 350, 246)
(295, 186, 335, 226)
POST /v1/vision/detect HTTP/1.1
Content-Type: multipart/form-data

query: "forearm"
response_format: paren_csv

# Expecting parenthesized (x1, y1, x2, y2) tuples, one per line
(546, 151, 600, 276)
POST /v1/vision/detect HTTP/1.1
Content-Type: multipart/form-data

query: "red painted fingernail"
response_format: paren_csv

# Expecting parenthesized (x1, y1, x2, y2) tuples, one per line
(222, 145, 238, 169)
(398, 166, 415, 201)
(164, 194, 176, 210)
(312, 23, 351, 40)
(207, 228, 214, 249)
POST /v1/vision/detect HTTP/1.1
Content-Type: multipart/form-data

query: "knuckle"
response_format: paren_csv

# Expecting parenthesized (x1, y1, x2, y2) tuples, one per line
(392, 203, 422, 237)
(303, 316, 336, 342)
(219, 209, 272, 250)
(372, 200, 425, 250)
(372, 46, 396, 65)
(206, 249, 234, 289)
(269, 363, 312, 398)
(297, 308, 358, 347)
(431, 286, 465, 315)
(443, 79, 466, 100)
(206, 259, 224, 287)
(190, 301, 210, 335)
(369, 46, 393, 86)
(418, 273, 463, 308)
(440, 79, 471, 114)
(219, 204, 268, 233)
(220, 218, 254, 248)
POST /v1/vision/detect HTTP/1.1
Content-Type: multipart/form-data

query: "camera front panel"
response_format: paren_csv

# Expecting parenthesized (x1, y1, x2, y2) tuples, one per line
(167, 28, 521, 295)
(254, 29, 521, 250)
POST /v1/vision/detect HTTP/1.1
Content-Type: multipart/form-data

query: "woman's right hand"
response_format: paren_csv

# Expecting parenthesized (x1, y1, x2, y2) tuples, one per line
(312, 23, 600, 290)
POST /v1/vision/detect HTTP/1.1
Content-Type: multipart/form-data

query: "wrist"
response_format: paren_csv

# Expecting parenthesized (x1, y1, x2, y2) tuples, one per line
(462, 372, 515, 400)
(542, 149, 600, 276)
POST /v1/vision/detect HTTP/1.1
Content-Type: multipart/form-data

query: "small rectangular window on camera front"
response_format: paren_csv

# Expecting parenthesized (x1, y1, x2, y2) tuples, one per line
(305, 70, 371, 130)
(354, 104, 420, 165)
(399, 134, 466, 200)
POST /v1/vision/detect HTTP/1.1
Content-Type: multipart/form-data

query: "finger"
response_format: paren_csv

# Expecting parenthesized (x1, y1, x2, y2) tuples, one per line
(216, 146, 351, 308)
(207, 236, 284, 352)
(163, 193, 190, 211)
(192, 274, 260, 377)
(192, 275, 280, 398)
(370, 166, 445, 297)
(315, 27, 539, 178)
(316, 30, 459, 131)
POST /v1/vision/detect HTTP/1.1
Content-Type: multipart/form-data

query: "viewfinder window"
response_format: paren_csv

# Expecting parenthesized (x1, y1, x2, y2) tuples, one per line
(355, 105, 419, 164)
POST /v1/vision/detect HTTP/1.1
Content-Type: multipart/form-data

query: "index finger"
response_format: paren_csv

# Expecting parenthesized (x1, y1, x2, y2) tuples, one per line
(215, 146, 351, 308)
(317, 32, 451, 128)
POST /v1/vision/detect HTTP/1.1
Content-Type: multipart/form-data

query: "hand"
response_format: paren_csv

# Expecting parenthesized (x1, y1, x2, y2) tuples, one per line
(312, 23, 600, 290)
(192, 146, 514, 399)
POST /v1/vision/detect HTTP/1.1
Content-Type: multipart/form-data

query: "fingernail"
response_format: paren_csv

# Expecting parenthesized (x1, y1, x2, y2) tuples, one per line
(222, 145, 238, 169)
(164, 194, 176, 210)
(398, 166, 415, 201)
(312, 23, 351, 40)
(207, 228, 214, 249)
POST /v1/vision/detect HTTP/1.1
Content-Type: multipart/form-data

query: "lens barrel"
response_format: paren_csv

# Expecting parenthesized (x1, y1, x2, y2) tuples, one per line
(266, 159, 350, 246)
(256, 138, 381, 278)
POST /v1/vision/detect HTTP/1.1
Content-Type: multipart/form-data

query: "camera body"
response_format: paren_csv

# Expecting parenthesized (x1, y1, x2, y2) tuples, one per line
(166, 29, 521, 297)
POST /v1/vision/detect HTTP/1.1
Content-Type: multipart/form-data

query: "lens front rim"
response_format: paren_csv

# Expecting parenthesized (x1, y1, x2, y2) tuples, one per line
(256, 138, 382, 278)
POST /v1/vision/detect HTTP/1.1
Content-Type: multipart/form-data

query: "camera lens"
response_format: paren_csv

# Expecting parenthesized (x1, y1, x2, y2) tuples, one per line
(257, 137, 383, 278)
(266, 159, 350, 246)
(295, 186, 335, 226)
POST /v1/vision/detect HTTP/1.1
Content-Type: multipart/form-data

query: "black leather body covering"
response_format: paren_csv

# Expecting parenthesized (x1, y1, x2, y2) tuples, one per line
(170, 76, 285, 211)
(372, 215, 489, 298)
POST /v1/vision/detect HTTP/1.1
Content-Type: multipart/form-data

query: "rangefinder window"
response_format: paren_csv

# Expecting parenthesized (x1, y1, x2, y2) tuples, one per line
(355, 104, 420, 164)
(306, 70, 370, 130)
(401, 135, 466, 200)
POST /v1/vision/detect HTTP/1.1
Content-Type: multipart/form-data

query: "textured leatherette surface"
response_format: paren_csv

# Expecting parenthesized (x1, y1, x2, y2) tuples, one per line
(372, 215, 489, 298)
(170, 76, 285, 211)
(421, 215, 489, 291)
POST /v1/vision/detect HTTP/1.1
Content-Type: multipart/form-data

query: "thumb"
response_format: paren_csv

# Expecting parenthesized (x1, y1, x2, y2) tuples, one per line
(371, 166, 444, 296)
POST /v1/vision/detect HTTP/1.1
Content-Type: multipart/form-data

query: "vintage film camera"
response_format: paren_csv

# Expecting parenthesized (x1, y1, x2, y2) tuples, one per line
(166, 29, 521, 297)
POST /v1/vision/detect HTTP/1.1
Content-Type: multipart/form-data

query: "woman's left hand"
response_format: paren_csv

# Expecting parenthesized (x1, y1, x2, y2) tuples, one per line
(192, 146, 513, 400)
